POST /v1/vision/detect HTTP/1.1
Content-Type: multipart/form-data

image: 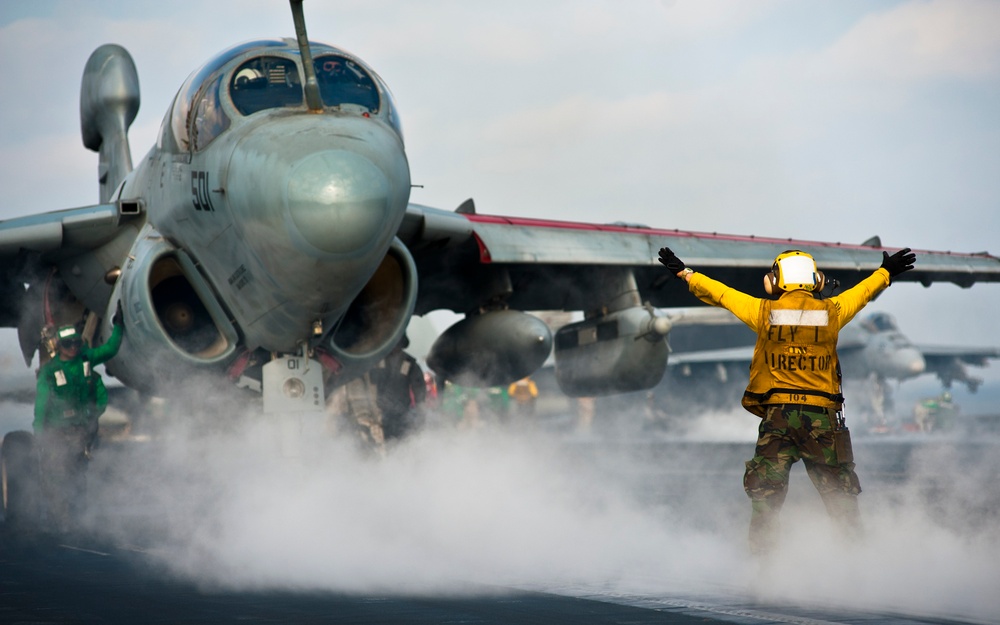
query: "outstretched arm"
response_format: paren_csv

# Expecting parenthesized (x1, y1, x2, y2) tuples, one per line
(833, 248, 915, 327)
(658, 247, 764, 330)
(88, 311, 124, 366)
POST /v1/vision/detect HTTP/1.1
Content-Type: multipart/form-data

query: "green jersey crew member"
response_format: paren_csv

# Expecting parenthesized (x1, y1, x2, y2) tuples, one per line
(33, 305, 124, 532)
(657, 246, 915, 556)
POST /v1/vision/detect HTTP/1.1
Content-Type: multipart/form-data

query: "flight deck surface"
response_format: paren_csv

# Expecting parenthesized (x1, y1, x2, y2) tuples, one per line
(0, 529, 982, 625)
(2, 421, 998, 625)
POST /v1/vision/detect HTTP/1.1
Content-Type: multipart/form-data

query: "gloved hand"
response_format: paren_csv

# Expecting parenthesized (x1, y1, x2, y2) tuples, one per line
(112, 301, 123, 326)
(880, 248, 916, 278)
(658, 247, 686, 276)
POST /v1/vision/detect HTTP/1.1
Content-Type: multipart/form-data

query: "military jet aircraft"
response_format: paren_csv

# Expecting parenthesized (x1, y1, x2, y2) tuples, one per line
(663, 311, 1000, 420)
(841, 312, 1000, 392)
(2, 0, 999, 422)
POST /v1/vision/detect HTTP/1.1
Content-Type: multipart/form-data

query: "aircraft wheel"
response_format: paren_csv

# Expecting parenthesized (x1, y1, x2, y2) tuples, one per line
(1, 430, 40, 528)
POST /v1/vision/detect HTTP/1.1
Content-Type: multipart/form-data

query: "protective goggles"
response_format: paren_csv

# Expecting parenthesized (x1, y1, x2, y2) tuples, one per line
(58, 337, 83, 349)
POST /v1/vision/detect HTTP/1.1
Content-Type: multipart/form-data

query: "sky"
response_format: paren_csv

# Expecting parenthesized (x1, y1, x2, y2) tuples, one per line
(2, 4, 1000, 618)
(1, 0, 999, 350)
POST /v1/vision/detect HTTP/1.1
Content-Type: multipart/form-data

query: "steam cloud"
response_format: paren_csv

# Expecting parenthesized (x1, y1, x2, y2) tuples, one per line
(66, 398, 1000, 623)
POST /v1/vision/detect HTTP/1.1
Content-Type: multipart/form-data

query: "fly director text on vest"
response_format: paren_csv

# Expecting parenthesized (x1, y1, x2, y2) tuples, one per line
(765, 326, 833, 373)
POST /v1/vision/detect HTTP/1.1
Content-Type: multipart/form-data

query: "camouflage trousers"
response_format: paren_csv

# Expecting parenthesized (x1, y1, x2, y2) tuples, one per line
(743, 404, 862, 556)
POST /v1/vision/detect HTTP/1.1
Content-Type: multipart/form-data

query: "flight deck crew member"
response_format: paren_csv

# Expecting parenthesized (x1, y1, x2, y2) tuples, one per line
(331, 337, 426, 450)
(34, 305, 124, 532)
(657, 246, 915, 556)
(368, 337, 427, 441)
(508, 377, 539, 418)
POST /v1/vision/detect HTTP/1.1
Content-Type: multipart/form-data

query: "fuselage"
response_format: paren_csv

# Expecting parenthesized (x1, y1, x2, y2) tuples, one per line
(118, 39, 410, 353)
(840, 313, 926, 380)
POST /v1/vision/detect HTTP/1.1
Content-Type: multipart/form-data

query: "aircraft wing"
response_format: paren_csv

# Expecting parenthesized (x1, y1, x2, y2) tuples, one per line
(401, 203, 1000, 315)
(0, 204, 125, 258)
(668, 346, 752, 367)
(0, 204, 127, 327)
(660, 307, 739, 326)
(917, 344, 1000, 364)
(916, 343, 1000, 391)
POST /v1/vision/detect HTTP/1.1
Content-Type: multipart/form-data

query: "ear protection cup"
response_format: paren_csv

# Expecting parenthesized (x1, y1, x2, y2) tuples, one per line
(815, 271, 825, 292)
(764, 260, 781, 295)
(763, 271, 777, 295)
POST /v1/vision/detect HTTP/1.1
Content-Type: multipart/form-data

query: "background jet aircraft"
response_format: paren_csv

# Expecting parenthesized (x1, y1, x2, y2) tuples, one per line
(664, 311, 1000, 421)
(1, 1, 1000, 421)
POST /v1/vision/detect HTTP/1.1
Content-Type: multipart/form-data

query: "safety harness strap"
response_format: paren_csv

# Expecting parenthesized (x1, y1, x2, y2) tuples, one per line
(743, 387, 845, 404)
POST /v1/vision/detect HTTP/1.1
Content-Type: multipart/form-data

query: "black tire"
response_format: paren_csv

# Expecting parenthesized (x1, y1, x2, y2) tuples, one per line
(1, 430, 40, 528)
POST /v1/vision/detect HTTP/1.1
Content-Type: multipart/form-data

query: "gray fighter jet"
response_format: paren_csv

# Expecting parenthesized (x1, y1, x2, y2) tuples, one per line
(1, 1, 999, 419)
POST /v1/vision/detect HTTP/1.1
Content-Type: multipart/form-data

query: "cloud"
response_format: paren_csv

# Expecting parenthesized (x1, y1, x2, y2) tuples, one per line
(823, 0, 1000, 83)
(654, 0, 786, 38)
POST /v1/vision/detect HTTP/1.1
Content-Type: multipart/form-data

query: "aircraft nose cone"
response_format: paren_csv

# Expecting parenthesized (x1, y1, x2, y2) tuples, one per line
(896, 348, 926, 377)
(907, 353, 927, 375)
(286, 150, 389, 255)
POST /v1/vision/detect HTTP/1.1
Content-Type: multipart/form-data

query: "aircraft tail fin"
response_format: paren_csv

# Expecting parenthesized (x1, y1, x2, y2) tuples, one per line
(80, 44, 140, 203)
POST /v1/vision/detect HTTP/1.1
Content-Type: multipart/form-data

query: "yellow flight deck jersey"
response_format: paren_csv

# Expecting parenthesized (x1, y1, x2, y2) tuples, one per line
(686, 268, 891, 415)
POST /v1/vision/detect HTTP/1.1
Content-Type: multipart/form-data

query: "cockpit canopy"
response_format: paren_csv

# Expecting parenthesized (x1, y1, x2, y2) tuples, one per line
(864, 312, 899, 333)
(159, 39, 402, 153)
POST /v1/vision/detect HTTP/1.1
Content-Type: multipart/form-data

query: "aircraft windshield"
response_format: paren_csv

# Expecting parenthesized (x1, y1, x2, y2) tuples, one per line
(190, 73, 230, 151)
(164, 39, 286, 152)
(313, 55, 379, 113)
(230, 56, 303, 115)
(866, 313, 899, 332)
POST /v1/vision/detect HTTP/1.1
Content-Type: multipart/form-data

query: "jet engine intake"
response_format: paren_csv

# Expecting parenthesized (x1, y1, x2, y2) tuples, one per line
(323, 238, 417, 379)
(427, 310, 553, 387)
(554, 306, 668, 397)
(109, 225, 237, 391)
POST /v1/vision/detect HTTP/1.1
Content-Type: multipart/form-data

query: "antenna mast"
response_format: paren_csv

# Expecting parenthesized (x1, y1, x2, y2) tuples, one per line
(290, 0, 324, 112)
